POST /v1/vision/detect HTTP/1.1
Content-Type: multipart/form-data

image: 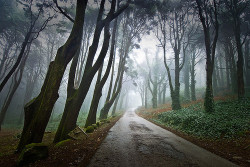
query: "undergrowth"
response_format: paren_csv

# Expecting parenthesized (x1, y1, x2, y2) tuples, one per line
(155, 99, 250, 138)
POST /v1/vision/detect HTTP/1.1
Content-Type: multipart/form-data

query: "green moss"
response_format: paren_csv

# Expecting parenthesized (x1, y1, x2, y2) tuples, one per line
(55, 139, 71, 147)
(96, 122, 100, 127)
(24, 97, 37, 108)
(92, 124, 98, 129)
(25, 143, 47, 148)
(100, 119, 107, 123)
(85, 126, 94, 133)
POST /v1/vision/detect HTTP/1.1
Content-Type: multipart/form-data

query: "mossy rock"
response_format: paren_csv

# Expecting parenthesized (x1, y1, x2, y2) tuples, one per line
(17, 143, 48, 166)
(55, 139, 71, 147)
(92, 124, 98, 129)
(85, 126, 94, 133)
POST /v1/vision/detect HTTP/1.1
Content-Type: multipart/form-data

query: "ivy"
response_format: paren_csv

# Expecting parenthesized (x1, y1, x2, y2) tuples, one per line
(155, 100, 250, 139)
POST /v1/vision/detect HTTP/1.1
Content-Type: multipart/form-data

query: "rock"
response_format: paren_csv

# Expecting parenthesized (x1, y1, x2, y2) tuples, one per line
(86, 126, 94, 133)
(17, 143, 48, 166)
(68, 126, 88, 140)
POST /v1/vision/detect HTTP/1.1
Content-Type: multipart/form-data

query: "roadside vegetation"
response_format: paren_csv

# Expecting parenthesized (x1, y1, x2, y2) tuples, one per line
(155, 99, 250, 139)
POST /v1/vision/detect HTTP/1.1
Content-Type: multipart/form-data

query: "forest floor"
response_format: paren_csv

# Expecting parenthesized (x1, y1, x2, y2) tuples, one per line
(136, 96, 250, 167)
(0, 115, 122, 167)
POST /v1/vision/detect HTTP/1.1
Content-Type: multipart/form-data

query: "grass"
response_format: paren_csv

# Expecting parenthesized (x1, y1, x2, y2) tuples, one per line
(154, 99, 250, 139)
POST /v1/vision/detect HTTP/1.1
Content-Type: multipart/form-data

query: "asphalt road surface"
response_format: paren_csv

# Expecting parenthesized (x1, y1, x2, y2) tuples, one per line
(87, 108, 237, 167)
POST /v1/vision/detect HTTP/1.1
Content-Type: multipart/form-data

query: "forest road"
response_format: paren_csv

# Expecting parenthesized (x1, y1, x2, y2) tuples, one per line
(86, 108, 238, 167)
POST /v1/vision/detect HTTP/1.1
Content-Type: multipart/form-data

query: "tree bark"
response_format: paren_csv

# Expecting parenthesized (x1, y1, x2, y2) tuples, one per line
(17, 0, 88, 152)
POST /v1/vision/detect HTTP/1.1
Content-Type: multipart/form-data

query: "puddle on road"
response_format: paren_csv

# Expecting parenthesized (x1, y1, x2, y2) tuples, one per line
(129, 121, 152, 132)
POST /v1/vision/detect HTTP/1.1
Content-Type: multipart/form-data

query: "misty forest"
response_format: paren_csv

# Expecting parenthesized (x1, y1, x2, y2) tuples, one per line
(0, 0, 249, 166)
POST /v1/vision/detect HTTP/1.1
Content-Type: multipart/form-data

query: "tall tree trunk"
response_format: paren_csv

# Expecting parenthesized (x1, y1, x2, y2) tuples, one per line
(85, 16, 118, 127)
(111, 92, 120, 115)
(228, 0, 246, 99)
(84, 64, 103, 127)
(144, 85, 148, 108)
(172, 50, 181, 110)
(244, 39, 250, 87)
(234, 20, 245, 99)
(213, 59, 218, 95)
(196, 0, 219, 113)
(225, 51, 230, 90)
(17, 0, 87, 152)
(99, 66, 124, 119)
(162, 84, 166, 104)
(218, 54, 225, 87)
(54, 0, 130, 142)
(190, 52, 196, 101)
(184, 54, 190, 101)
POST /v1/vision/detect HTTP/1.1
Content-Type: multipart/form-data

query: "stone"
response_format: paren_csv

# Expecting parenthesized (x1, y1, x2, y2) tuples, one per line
(68, 126, 88, 140)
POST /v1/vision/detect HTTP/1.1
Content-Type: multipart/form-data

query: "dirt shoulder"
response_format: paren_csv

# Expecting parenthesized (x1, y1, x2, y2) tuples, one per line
(0, 115, 122, 167)
(136, 104, 250, 167)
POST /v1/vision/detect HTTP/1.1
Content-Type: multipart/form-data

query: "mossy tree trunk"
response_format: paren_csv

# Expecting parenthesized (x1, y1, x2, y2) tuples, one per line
(54, 0, 130, 143)
(148, 75, 158, 109)
(99, 56, 125, 119)
(17, 0, 88, 152)
(233, 14, 245, 99)
(225, 41, 237, 93)
(196, 0, 219, 113)
(85, 15, 118, 127)
(244, 39, 250, 87)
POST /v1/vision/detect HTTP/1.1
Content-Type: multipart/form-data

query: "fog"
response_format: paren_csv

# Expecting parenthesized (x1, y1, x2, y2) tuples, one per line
(0, 0, 249, 149)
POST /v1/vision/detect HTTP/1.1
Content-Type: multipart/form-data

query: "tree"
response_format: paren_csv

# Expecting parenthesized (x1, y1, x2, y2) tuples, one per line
(146, 49, 164, 108)
(195, 0, 219, 113)
(85, 14, 119, 127)
(224, 0, 249, 99)
(54, 0, 130, 142)
(0, 1, 53, 93)
(156, 0, 189, 110)
(0, 44, 30, 130)
(17, 0, 88, 152)
(189, 44, 202, 101)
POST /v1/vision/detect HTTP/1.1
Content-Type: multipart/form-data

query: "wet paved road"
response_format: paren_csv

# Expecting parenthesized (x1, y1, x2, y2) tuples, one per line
(87, 109, 237, 167)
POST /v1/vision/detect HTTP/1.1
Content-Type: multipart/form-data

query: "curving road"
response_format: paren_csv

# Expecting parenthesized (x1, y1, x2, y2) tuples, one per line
(87, 108, 237, 167)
